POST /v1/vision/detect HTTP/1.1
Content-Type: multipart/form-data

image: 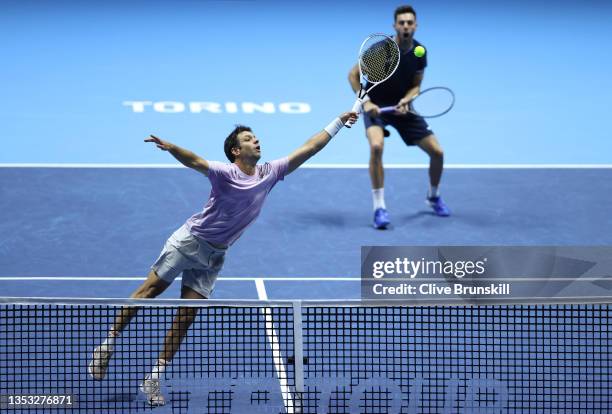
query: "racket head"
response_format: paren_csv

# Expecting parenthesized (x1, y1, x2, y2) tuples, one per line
(358, 34, 400, 85)
(409, 87, 455, 118)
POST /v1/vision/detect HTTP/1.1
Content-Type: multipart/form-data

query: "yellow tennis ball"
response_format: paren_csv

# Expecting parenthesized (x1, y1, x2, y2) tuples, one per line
(414, 45, 426, 58)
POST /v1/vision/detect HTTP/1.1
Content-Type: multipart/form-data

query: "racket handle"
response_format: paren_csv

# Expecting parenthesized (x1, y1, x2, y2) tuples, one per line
(379, 106, 395, 113)
(345, 98, 363, 128)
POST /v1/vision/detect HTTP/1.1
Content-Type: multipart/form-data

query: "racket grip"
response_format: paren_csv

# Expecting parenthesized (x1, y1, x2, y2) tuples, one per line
(345, 98, 362, 128)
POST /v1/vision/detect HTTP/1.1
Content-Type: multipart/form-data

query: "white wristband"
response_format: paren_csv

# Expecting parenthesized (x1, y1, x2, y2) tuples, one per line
(324, 117, 344, 137)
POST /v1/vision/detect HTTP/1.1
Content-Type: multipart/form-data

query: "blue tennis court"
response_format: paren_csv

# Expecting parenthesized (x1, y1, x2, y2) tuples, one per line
(1, 1, 611, 413)
(1, 166, 612, 300)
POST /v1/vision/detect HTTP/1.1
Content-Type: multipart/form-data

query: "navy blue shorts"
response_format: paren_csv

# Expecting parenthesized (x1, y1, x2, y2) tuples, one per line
(363, 111, 433, 146)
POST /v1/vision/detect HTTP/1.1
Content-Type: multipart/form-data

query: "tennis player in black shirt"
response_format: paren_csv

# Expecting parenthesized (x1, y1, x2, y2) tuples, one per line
(349, 5, 450, 229)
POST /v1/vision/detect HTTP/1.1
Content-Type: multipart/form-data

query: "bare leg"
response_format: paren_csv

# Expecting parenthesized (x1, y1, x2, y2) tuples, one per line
(158, 285, 205, 363)
(416, 134, 450, 216)
(89, 270, 170, 381)
(367, 125, 386, 190)
(110, 270, 170, 335)
(416, 134, 444, 188)
(367, 125, 391, 227)
(139, 284, 205, 407)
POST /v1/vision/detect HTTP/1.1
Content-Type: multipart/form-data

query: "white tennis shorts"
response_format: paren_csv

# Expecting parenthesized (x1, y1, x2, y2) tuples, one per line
(151, 224, 227, 298)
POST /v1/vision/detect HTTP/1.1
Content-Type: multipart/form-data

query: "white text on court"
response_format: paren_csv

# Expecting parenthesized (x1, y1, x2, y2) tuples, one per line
(123, 101, 311, 114)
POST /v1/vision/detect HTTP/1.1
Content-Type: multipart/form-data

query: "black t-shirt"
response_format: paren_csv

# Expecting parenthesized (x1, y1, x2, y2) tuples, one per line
(366, 39, 427, 108)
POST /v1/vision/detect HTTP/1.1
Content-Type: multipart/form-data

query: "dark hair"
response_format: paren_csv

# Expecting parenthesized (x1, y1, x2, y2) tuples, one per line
(394, 5, 417, 21)
(224, 125, 252, 162)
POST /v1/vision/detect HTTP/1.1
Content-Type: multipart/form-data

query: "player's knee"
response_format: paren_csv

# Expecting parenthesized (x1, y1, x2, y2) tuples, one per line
(370, 143, 384, 158)
(431, 148, 444, 161)
(134, 279, 166, 298)
(134, 286, 157, 299)
(186, 308, 198, 321)
(179, 308, 198, 324)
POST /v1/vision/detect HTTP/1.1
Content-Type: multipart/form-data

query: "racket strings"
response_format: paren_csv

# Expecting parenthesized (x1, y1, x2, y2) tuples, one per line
(359, 38, 400, 84)
(410, 88, 455, 117)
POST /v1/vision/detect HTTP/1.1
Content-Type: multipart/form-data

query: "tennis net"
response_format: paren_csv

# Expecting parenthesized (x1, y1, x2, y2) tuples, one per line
(0, 298, 610, 413)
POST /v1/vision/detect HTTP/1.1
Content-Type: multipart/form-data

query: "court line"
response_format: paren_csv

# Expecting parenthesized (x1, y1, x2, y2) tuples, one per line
(255, 279, 269, 298)
(1, 163, 612, 169)
(0, 276, 360, 281)
(0, 276, 608, 282)
(4, 296, 611, 306)
(255, 279, 296, 413)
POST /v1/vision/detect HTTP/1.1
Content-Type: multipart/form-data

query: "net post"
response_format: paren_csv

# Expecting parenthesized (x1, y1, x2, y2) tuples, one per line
(292, 300, 304, 413)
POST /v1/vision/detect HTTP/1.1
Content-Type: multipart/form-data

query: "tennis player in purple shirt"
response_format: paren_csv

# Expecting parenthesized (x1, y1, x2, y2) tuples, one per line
(88, 110, 358, 406)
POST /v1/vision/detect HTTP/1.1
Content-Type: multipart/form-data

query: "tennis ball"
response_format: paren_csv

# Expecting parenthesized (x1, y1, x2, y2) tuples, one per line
(414, 45, 426, 58)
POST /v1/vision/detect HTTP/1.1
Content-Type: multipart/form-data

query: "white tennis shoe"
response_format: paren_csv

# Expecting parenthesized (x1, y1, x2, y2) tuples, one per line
(140, 377, 166, 407)
(87, 345, 113, 381)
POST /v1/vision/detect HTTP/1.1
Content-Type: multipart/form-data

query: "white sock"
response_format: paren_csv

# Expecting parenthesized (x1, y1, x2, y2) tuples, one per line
(148, 359, 168, 380)
(100, 331, 118, 351)
(428, 185, 440, 199)
(372, 188, 386, 210)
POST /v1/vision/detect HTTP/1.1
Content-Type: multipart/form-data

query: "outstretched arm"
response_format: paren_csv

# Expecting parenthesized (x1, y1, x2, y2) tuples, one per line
(286, 112, 358, 175)
(144, 135, 210, 175)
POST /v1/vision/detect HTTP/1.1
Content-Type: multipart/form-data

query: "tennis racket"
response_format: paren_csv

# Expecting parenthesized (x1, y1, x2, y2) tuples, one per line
(379, 86, 455, 118)
(346, 34, 400, 127)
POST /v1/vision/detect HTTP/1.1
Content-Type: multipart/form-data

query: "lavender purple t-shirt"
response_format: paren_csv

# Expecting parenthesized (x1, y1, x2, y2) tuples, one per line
(186, 157, 289, 246)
